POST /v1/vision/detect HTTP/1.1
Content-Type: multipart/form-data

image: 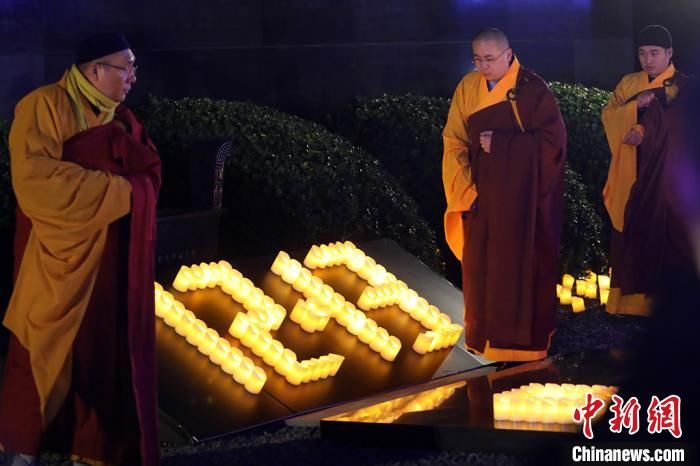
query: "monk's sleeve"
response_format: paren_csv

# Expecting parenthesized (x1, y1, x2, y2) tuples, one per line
(489, 87, 566, 194)
(601, 76, 638, 231)
(9, 92, 132, 240)
(442, 81, 478, 259)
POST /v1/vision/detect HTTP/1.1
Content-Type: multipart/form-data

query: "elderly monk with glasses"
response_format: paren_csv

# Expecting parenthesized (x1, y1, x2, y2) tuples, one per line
(442, 28, 567, 362)
(0, 33, 161, 466)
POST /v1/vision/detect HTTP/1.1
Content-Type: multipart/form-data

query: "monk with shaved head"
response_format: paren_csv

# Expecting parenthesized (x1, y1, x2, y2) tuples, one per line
(442, 28, 567, 361)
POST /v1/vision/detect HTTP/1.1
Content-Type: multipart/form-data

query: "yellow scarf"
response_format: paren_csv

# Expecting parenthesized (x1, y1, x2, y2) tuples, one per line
(65, 64, 119, 131)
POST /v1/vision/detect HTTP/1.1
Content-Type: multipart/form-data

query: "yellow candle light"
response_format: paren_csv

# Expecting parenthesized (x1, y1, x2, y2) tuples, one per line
(357, 288, 377, 310)
(174, 310, 196, 336)
(336, 302, 355, 327)
(222, 348, 243, 375)
(412, 332, 434, 354)
(229, 313, 250, 339)
(240, 323, 261, 348)
(369, 328, 390, 352)
(210, 338, 231, 365)
(271, 251, 290, 276)
(562, 274, 575, 289)
(571, 296, 585, 313)
(300, 307, 321, 333)
(186, 319, 208, 346)
(173, 266, 194, 292)
(293, 268, 312, 292)
(262, 340, 284, 367)
(303, 245, 323, 269)
(358, 319, 378, 344)
(346, 311, 367, 336)
(493, 393, 511, 421)
(381, 336, 401, 361)
(281, 259, 303, 284)
(164, 301, 185, 327)
(400, 289, 419, 313)
(307, 276, 323, 298)
(409, 297, 429, 322)
(346, 249, 366, 272)
(285, 362, 305, 385)
(421, 305, 441, 329)
(598, 275, 610, 290)
(585, 271, 597, 284)
(235, 278, 254, 303)
(252, 332, 273, 357)
(300, 360, 314, 384)
(556, 284, 562, 298)
(198, 329, 220, 356)
(368, 264, 388, 287)
(275, 349, 297, 377)
(559, 288, 572, 305)
(244, 367, 267, 394)
(600, 289, 609, 305)
(438, 313, 452, 329)
(575, 279, 587, 296)
(329, 354, 345, 376)
(156, 291, 174, 318)
(233, 357, 255, 386)
(585, 283, 597, 299)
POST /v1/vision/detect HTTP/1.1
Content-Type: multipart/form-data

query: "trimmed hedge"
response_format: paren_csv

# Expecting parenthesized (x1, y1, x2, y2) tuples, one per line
(137, 96, 441, 270)
(330, 90, 610, 276)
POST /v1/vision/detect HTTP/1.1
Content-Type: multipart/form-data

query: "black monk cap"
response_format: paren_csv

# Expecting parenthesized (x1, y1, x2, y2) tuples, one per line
(637, 25, 672, 49)
(75, 33, 131, 65)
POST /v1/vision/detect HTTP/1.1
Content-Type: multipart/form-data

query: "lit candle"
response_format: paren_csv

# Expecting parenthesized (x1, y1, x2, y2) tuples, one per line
(368, 264, 388, 287)
(164, 301, 185, 327)
(559, 288, 572, 305)
(186, 319, 208, 346)
(556, 284, 562, 298)
(598, 275, 610, 290)
(358, 319, 378, 344)
(438, 313, 452, 329)
(346, 311, 367, 336)
(329, 354, 345, 376)
(357, 288, 377, 310)
(575, 279, 587, 296)
(281, 259, 303, 284)
(229, 313, 250, 339)
(233, 357, 255, 386)
(409, 297, 429, 322)
(262, 340, 284, 367)
(222, 347, 243, 375)
(346, 248, 366, 272)
(400, 289, 419, 313)
(271, 251, 291, 276)
(303, 245, 323, 269)
(198, 329, 220, 356)
(493, 393, 511, 421)
(421, 305, 441, 329)
(245, 366, 267, 394)
(585, 271, 597, 284)
(285, 362, 305, 386)
(175, 310, 196, 336)
(240, 323, 261, 348)
(381, 336, 401, 361)
(369, 328, 390, 353)
(275, 349, 297, 377)
(307, 276, 323, 298)
(300, 360, 314, 383)
(571, 297, 585, 313)
(156, 291, 174, 318)
(600, 289, 609, 305)
(210, 338, 231, 365)
(330, 293, 345, 317)
(173, 266, 194, 292)
(336, 302, 355, 327)
(300, 307, 321, 333)
(252, 332, 272, 357)
(412, 332, 434, 354)
(293, 268, 312, 292)
(585, 283, 597, 299)
(562, 274, 575, 289)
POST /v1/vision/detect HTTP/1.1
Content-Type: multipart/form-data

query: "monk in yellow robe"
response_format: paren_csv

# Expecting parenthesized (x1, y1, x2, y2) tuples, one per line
(442, 29, 567, 362)
(0, 34, 161, 466)
(602, 25, 693, 316)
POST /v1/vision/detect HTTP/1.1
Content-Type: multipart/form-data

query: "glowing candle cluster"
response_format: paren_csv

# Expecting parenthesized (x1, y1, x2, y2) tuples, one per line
(154, 282, 267, 394)
(228, 311, 344, 385)
(557, 271, 611, 310)
(172, 261, 286, 331)
(330, 381, 466, 424)
(302, 243, 464, 355)
(271, 250, 401, 362)
(493, 383, 617, 424)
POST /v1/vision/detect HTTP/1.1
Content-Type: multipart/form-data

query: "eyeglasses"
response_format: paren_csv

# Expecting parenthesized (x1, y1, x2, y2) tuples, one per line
(472, 48, 510, 67)
(97, 62, 138, 75)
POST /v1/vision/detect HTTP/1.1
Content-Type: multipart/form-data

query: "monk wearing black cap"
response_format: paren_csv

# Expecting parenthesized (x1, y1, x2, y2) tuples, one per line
(0, 34, 160, 466)
(602, 25, 694, 316)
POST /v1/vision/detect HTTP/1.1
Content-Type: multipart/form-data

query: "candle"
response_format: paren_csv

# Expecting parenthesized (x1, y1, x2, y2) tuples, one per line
(275, 349, 297, 377)
(210, 338, 231, 365)
(571, 297, 585, 313)
(244, 367, 267, 394)
(369, 328, 390, 352)
(562, 274, 575, 289)
(421, 305, 441, 329)
(185, 319, 208, 346)
(285, 362, 305, 385)
(293, 268, 312, 292)
(233, 357, 255, 386)
(222, 347, 243, 375)
(164, 301, 185, 327)
(585, 271, 597, 284)
(281, 259, 302, 283)
(585, 283, 597, 299)
(346, 249, 366, 272)
(413, 332, 434, 354)
(198, 329, 220, 356)
(556, 284, 562, 297)
(358, 319, 378, 344)
(271, 251, 290, 276)
(262, 340, 284, 367)
(229, 313, 250, 339)
(598, 275, 610, 290)
(346, 311, 367, 336)
(381, 336, 401, 361)
(368, 264, 388, 287)
(336, 302, 355, 327)
(252, 332, 272, 357)
(575, 279, 587, 296)
(599, 288, 609, 305)
(559, 288, 572, 305)
(173, 266, 193, 292)
(303, 245, 323, 269)
(175, 310, 196, 336)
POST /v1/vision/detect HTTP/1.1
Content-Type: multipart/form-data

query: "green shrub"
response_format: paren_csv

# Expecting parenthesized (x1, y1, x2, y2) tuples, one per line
(329, 92, 610, 276)
(137, 96, 441, 270)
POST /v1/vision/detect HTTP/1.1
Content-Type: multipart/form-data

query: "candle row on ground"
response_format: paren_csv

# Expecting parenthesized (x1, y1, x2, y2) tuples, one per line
(303, 242, 397, 287)
(558, 272, 611, 309)
(412, 325, 463, 354)
(493, 383, 617, 424)
(229, 312, 344, 385)
(154, 282, 267, 394)
(172, 261, 287, 331)
(330, 381, 466, 424)
(271, 251, 401, 361)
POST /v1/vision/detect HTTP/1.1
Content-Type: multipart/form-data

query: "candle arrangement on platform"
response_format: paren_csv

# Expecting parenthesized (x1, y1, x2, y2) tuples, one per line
(154, 282, 267, 394)
(271, 250, 401, 362)
(300, 242, 463, 355)
(493, 383, 617, 424)
(557, 270, 611, 311)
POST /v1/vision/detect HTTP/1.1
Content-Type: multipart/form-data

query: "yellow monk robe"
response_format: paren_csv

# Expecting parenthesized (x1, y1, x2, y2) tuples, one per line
(443, 58, 566, 361)
(3, 70, 132, 424)
(601, 63, 677, 316)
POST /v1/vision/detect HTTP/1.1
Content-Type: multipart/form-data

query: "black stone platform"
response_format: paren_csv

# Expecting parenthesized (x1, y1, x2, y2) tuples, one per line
(155, 239, 492, 442)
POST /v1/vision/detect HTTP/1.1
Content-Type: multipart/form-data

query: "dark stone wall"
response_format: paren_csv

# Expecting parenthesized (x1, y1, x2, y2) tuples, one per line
(0, 0, 697, 121)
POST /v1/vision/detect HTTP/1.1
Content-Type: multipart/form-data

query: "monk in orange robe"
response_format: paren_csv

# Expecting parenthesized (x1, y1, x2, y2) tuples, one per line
(602, 25, 693, 316)
(0, 34, 160, 466)
(442, 28, 566, 362)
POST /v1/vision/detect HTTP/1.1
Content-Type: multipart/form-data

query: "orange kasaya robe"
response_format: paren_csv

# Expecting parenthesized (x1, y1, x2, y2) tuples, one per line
(601, 64, 680, 316)
(442, 58, 567, 362)
(0, 71, 161, 466)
